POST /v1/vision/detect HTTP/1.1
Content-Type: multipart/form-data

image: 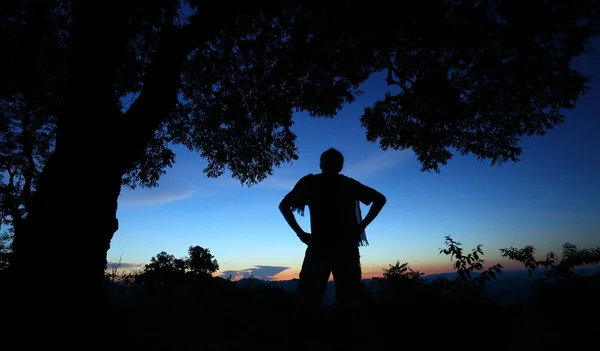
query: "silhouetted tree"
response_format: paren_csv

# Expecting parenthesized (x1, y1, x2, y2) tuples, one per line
(437, 236, 503, 298)
(0, 95, 55, 265)
(187, 245, 219, 276)
(134, 246, 218, 287)
(104, 254, 123, 283)
(500, 242, 600, 283)
(137, 251, 186, 287)
(3, 0, 599, 339)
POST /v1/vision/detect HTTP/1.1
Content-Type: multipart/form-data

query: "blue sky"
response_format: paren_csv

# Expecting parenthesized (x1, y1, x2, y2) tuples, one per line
(110, 37, 600, 281)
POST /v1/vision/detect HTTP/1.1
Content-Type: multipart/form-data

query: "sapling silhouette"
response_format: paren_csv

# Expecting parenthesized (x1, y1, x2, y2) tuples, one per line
(105, 254, 123, 283)
(437, 236, 503, 299)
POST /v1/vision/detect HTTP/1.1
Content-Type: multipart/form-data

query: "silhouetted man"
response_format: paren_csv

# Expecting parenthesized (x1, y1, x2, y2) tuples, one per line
(279, 148, 386, 350)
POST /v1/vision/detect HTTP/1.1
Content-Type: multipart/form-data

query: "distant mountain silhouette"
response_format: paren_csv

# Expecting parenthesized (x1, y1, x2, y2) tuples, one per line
(103, 267, 600, 307)
(233, 267, 600, 307)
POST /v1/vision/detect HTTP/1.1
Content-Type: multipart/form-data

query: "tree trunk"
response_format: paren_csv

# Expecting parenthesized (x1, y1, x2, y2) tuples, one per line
(7, 147, 123, 347)
(5, 2, 135, 344)
(3, 9, 193, 346)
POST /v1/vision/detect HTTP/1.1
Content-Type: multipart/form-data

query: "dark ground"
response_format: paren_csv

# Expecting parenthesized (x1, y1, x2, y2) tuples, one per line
(100, 277, 599, 351)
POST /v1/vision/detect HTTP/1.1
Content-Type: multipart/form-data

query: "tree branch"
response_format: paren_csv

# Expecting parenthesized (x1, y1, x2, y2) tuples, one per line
(118, 3, 285, 171)
(58, 0, 134, 153)
(0, 184, 22, 225)
(19, 100, 35, 208)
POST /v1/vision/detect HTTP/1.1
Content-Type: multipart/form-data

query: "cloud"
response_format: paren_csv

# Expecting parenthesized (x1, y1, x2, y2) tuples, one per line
(492, 210, 600, 219)
(256, 178, 298, 191)
(106, 262, 143, 270)
(119, 182, 194, 205)
(259, 150, 411, 191)
(220, 265, 290, 281)
(343, 150, 410, 179)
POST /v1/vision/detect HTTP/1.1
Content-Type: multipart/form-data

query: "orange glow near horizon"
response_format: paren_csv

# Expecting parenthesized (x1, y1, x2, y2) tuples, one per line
(215, 259, 527, 281)
(110, 258, 528, 282)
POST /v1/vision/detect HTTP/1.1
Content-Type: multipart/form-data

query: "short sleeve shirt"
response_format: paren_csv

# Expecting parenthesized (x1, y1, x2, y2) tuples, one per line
(284, 173, 379, 245)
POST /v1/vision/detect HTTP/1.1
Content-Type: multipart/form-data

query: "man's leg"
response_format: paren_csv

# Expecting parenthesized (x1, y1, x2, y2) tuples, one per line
(331, 246, 362, 347)
(287, 246, 330, 350)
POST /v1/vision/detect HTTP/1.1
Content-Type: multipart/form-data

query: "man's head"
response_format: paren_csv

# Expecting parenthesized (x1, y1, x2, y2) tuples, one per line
(320, 148, 344, 174)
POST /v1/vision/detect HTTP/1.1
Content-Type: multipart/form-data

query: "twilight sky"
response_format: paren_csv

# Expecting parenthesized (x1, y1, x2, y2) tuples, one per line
(108, 37, 600, 281)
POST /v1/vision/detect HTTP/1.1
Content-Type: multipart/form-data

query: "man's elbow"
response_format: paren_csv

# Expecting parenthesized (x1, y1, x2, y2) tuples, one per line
(278, 199, 289, 211)
(376, 194, 387, 207)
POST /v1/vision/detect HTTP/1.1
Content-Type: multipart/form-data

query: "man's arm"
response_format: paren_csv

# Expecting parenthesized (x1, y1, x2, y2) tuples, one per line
(352, 179, 387, 231)
(278, 175, 312, 244)
(359, 191, 386, 231)
(279, 197, 307, 237)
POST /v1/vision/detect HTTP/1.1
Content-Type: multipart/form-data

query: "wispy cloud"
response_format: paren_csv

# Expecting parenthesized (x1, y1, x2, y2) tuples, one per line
(259, 150, 411, 191)
(256, 177, 298, 191)
(106, 262, 143, 270)
(119, 183, 194, 205)
(220, 265, 290, 281)
(491, 211, 600, 219)
(343, 150, 411, 179)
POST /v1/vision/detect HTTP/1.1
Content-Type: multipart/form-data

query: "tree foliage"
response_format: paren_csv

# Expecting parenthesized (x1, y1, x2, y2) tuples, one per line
(135, 245, 219, 286)
(0, 232, 11, 271)
(361, 1, 600, 172)
(500, 242, 600, 283)
(0, 0, 66, 237)
(0, 96, 55, 233)
(0, 0, 597, 204)
(369, 261, 426, 302)
(437, 236, 503, 296)
(187, 245, 219, 275)
(382, 261, 425, 281)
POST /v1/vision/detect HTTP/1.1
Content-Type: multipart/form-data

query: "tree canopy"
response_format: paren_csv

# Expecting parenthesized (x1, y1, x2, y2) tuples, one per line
(133, 246, 219, 286)
(1, 0, 599, 230)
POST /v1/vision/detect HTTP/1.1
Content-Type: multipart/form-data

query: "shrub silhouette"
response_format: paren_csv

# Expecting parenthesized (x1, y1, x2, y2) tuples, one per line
(383, 261, 425, 281)
(367, 262, 427, 305)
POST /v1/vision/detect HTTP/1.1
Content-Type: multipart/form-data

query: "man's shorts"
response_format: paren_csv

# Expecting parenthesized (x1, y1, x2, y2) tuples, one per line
(295, 243, 362, 309)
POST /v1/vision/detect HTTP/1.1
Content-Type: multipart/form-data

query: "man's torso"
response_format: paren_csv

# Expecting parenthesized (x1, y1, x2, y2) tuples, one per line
(305, 173, 361, 246)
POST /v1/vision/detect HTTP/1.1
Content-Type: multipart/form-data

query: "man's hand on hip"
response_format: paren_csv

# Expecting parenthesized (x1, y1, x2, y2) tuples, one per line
(297, 231, 313, 246)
